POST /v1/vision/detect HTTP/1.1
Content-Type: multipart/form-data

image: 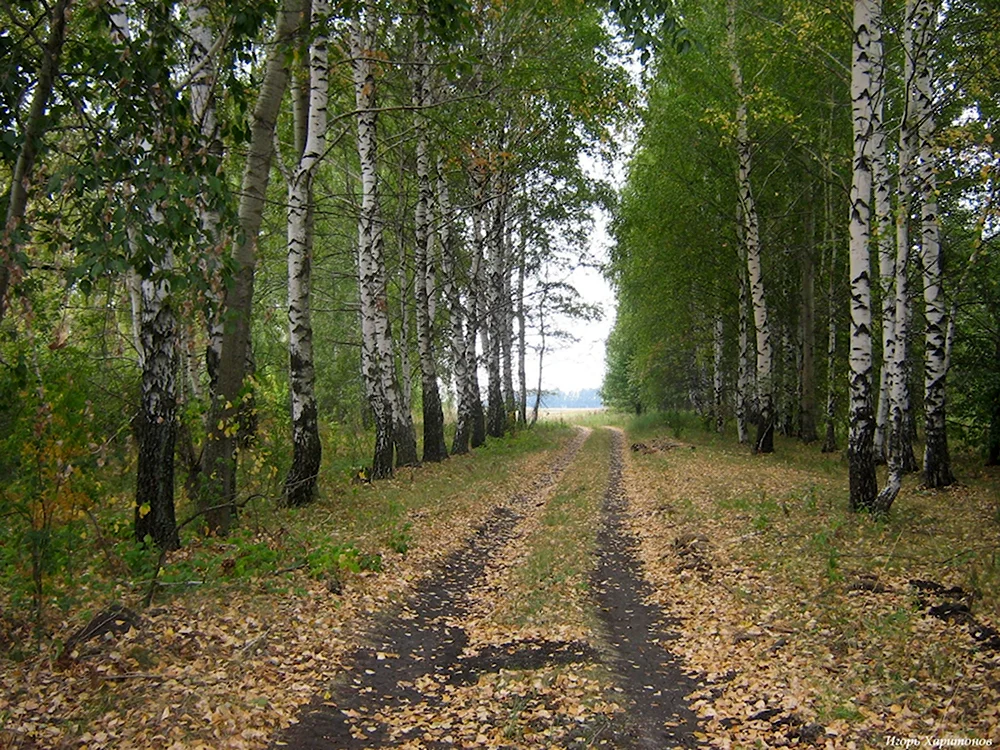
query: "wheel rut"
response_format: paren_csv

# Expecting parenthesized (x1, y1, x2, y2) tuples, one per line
(272, 426, 701, 748)
(591, 428, 701, 748)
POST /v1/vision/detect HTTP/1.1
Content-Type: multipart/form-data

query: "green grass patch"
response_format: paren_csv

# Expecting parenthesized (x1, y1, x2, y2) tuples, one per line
(497, 428, 611, 630)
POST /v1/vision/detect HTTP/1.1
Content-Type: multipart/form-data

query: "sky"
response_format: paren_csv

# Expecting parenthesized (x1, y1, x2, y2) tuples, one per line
(520, 142, 629, 396)
(529, 244, 615, 394)
(521, 205, 618, 396)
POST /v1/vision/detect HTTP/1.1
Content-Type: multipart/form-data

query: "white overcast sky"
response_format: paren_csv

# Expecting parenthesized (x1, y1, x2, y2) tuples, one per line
(521, 148, 625, 395)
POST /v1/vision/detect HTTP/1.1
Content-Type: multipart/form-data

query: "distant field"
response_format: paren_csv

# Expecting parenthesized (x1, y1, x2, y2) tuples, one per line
(536, 407, 608, 421)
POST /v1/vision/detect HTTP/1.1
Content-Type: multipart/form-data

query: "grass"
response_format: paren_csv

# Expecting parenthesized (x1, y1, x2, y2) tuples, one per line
(612, 410, 1000, 745)
(495, 428, 611, 632)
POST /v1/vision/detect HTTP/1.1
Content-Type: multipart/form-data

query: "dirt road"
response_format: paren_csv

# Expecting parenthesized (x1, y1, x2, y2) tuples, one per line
(272, 427, 700, 749)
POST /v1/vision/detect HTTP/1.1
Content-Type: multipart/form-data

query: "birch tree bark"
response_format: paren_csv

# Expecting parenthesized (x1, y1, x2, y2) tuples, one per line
(800, 201, 818, 443)
(871, 0, 895, 463)
(876, 0, 922, 510)
(185, 0, 225, 397)
(412, 16, 447, 462)
(501, 222, 517, 421)
(485, 166, 508, 439)
(200, 0, 304, 533)
(469, 158, 492, 445)
(281, 0, 329, 506)
(735, 241, 752, 444)
(713, 314, 725, 433)
(467, 229, 488, 448)
(728, 0, 773, 453)
(821, 147, 840, 454)
(912, 0, 955, 488)
(108, 0, 180, 549)
(134, 247, 180, 549)
(352, 6, 418, 474)
(517, 230, 529, 426)
(847, 0, 879, 511)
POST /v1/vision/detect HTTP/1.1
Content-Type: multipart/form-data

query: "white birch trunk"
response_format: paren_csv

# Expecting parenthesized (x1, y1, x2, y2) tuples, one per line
(185, 0, 225, 394)
(283, 0, 328, 505)
(728, 0, 773, 453)
(847, 0, 879, 511)
(412, 21, 447, 462)
(871, 0, 895, 463)
(501, 220, 516, 419)
(517, 228, 528, 426)
(469, 162, 489, 446)
(468, 229, 487, 448)
(436, 158, 472, 454)
(352, 8, 418, 472)
(352, 10, 394, 476)
(821, 145, 840, 454)
(111, 0, 180, 549)
(736, 241, 752, 444)
(713, 314, 725, 433)
(485, 167, 508, 438)
(876, 0, 922, 510)
(912, 0, 954, 488)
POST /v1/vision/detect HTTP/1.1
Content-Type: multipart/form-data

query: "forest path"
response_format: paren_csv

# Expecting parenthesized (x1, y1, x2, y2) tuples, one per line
(271, 427, 699, 749)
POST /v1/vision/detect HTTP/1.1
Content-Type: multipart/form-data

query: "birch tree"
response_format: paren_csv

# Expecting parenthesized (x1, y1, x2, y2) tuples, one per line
(436, 158, 474, 454)
(200, 0, 305, 534)
(352, 4, 417, 475)
(847, 0, 879, 511)
(727, 0, 773, 454)
(912, 0, 955, 488)
(103, 0, 182, 549)
(279, 0, 330, 506)
(412, 11, 447, 463)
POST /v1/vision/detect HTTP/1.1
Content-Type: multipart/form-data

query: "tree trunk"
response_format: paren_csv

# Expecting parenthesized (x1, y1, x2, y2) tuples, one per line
(735, 243, 752, 444)
(821, 128, 840, 454)
(501, 222, 516, 422)
(107, 0, 180, 549)
(436, 159, 472, 455)
(186, 0, 225, 402)
(134, 259, 181, 550)
(0, 0, 69, 326)
(517, 230, 528, 426)
(713, 314, 725, 433)
(871, 0, 894, 465)
(728, 0, 773, 453)
(200, 0, 304, 533)
(412, 22, 447, 463)
(800, 217, 818, 443)
(466, 214, 487, 448)
(912, 0, 954, 489)
(485, 168, 508, 439)
(531, 304, 547, 427)
(282, 0, 329, 506)
(352, 7, 407, 478)
(847, 0, 879, 512)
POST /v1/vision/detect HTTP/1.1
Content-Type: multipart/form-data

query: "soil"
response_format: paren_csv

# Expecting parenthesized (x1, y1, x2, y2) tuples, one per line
(271, 427, 701, 749)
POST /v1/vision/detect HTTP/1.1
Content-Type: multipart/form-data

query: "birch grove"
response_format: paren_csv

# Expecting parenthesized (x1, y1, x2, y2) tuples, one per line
(3, 0, 995, 582)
